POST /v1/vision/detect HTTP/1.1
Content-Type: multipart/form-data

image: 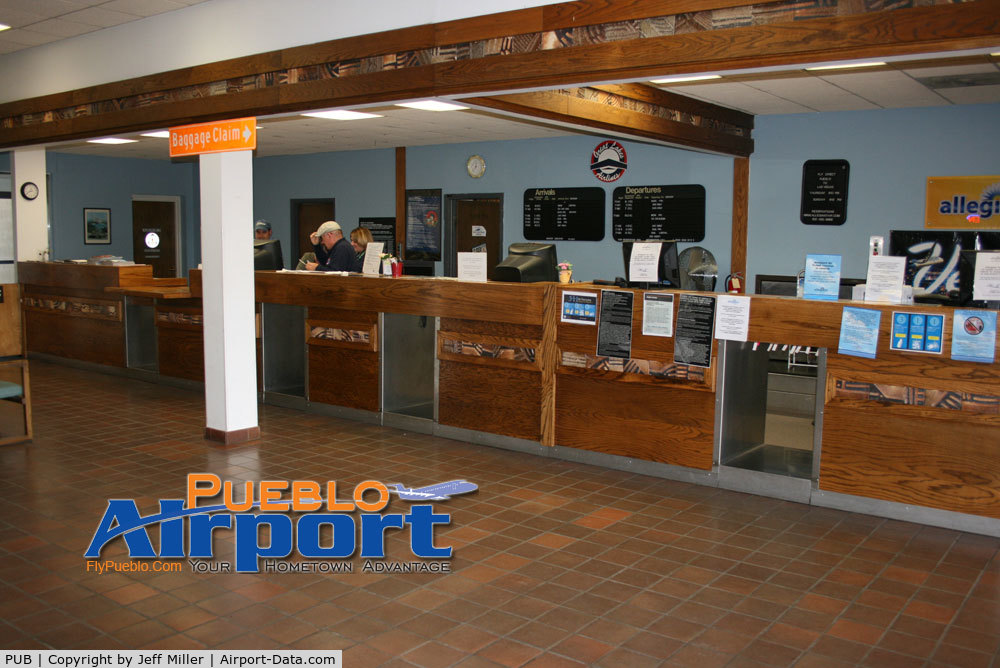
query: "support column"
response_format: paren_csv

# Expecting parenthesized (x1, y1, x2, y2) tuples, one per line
(199, 150, 259, 444)
(731, 156, 750, 284)
(11, 147, 50, 264)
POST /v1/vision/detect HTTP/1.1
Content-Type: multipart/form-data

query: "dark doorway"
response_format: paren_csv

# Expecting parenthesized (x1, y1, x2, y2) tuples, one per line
(291, 199, 335, 261)
(445, 195, 503, 280)
(132, 197, 179, 277)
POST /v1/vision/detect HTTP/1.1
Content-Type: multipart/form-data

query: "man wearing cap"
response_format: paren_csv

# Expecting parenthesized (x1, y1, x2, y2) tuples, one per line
(305, 221, 360, 272)
(254, 220, 272, 240)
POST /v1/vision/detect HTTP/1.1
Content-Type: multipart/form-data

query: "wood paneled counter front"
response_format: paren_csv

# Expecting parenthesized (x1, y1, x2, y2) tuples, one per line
(30, 265, 1000, 526)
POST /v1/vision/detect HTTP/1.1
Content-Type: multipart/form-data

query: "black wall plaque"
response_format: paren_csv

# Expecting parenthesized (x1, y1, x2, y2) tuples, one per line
(359, 217, 396, 255)
(523, 187, 605, 241)
(612, 184, 705, 242)
(801, 159, 849, 225)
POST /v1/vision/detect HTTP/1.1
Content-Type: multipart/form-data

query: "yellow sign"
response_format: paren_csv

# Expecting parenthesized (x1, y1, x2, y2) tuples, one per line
(169, 117, 256, 157)
(925, 175, 1000, 229)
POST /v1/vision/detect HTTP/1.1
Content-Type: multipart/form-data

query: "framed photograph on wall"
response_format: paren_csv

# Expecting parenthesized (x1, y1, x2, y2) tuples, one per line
(84, 208, 111, 244)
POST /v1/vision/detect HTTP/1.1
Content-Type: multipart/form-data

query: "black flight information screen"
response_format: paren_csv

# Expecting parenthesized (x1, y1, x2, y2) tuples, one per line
(612, 184, 705, 242)
(523, 187, 605, 241)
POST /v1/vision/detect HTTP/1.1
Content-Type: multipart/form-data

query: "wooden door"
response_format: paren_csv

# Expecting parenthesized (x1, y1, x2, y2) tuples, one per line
(294, 200, 335, 259)
(453, 198, 502, 280)
(132, 200, 178, 277)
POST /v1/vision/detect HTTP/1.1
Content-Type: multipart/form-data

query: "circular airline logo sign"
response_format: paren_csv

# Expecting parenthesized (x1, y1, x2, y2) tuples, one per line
(145, 232, 160, 249)
(590, 140, 628, 182)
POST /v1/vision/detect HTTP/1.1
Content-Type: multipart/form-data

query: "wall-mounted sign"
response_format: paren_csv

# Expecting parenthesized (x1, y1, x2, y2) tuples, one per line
(523, 187, 605, 241)
(612, 185, 706, 242)
(590, 140, 628, 182)
(801, 159, 849, 225)
(925, 175, 1000, 229)
(359, 217, 396, 256)
(169, 117, 257, 157)
(404, 190, 442, 261)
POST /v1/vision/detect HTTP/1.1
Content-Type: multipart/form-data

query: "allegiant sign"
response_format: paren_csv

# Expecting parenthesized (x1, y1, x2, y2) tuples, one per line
(84, 474, 459, 573)
(925, 175, 1000, 229)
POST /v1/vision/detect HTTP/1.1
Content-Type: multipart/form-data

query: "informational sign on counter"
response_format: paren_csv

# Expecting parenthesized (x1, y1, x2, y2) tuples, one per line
(891, 312, 944, 354)
(361, 242, 384, 275)
(674, 294, 715, 368)
(561, 291, 598, 325)
(714, 295, 751, 342)
(456, 252, 488, 282)
(612, 184, 705, 242)
(596, 290, 633, 359)
(404, 190, 442, 261)
(801, 159, 849, 225)
(523, 188, 605, 241)
(838, 306, 881, 359)
(642, 293, 674, 337)
(359, 217, 396, 256)
(804, 254, 842, 301)
(864, 255, 906, 304)
(972, 251, 1000, 301)
(951, 310, 997, 364)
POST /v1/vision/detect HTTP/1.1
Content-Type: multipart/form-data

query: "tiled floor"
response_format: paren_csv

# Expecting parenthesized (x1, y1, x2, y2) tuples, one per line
(1, 360, 999, 667)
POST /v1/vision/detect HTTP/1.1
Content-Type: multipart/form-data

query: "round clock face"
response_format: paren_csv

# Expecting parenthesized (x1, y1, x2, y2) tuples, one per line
(144, 232, 161, 249)
(466, 155, 486, 178)
(20, 182, 39, 200)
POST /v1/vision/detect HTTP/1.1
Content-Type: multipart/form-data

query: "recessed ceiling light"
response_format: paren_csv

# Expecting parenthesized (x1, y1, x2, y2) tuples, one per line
(805, 61, 886, 71)
(141, 131, 170, 138)
(0, 23, 10, 32)
(650, 74, 722, 84)
(302, 110, 384, 120)
(395, 101, 469, 112)
(87, 138, 138, 144)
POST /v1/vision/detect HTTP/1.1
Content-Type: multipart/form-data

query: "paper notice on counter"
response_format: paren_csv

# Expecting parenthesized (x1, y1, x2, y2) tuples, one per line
(838, 306, 881, 359)
(456, 252, 488, 282)
(804, 254, 841, 300)
(951, 310, 997, 363)
(628, 242, 661, 282)
(642, 292, 674, 337)
(714, 295, 751, 342)
(864, 255, 906, 303)
(674, 293, 715, 368)
(596, 290, 633, 359)
(362, 242, 384, 275)
(972, 252, 1000, 301)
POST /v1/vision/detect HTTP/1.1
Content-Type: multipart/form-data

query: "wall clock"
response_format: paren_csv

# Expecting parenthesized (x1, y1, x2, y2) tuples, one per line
(20, 182, 39, 200)
(466, 155, 486, 178)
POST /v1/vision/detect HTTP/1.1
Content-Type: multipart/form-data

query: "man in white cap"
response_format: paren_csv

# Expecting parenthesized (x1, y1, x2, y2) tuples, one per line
(305, 221, 360, 272)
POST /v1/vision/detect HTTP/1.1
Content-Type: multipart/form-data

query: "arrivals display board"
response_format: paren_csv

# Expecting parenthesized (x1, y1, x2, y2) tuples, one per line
(523, 188, 605, 241)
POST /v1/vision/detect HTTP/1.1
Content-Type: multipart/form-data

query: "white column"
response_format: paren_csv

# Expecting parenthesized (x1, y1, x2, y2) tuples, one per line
(199, 150, 259, 442)
(11, 147, 50, 263)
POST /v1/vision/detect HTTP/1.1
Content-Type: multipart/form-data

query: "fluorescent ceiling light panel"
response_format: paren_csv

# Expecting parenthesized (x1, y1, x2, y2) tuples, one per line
(806, 61, 886, 71)
(0, 23, 10, 31)
(302, 110, 383, 120)
(395, 101, 469, 111)
(141, 131, 170, 138)
(651, 74, 722, 84)
(87, 138, 138, 144)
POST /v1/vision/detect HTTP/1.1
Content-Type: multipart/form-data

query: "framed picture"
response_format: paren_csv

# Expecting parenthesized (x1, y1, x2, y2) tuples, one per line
(84, 208, 111, 244)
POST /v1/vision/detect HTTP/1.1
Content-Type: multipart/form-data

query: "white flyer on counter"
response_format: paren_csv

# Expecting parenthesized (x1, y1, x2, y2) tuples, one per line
(713, 294, 751, 342)
(864, 255, 906, 303)
(972, 251, 1000, 301)
(456, 251, 488, 282)
(629, 242, 661, 282)
(642, 292, 674, 337)
(362, 241, 384, 275)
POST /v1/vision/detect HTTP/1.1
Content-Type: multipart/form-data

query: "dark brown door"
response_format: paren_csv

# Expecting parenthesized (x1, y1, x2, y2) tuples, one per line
(453, 198, 502, 280)
(294, 200, 335, 259)
(132, 199, 178, 277)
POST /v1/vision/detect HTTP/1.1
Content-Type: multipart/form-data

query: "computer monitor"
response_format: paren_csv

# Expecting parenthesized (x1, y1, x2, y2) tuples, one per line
(253, 239, 283, 271)
(622, 241, 680, 288)
(494, 243, 558, 283)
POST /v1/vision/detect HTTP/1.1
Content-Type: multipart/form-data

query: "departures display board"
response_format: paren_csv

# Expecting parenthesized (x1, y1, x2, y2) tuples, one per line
(612, 185, 705, 242)
(523, 187, 605, 241)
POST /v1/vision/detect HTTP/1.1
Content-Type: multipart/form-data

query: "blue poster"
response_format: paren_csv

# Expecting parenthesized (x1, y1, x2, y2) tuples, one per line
(804, 254, 842, 301)
(838, 306, 881, 359)
(950, 310, 997, 363)
(404, 189, 442, 261)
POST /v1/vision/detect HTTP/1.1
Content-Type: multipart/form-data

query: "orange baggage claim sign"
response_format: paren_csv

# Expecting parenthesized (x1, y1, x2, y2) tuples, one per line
(925, 175, 1000, 229)
(169, 117, 256, 157)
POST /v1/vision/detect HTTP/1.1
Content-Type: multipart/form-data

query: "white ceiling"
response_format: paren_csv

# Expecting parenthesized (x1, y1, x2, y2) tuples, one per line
(1, 2, 998, 160)
(0, 0, 212, 54)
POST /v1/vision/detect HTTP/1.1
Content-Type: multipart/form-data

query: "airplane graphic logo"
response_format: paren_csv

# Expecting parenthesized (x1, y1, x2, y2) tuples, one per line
(388, 480, 478, 501)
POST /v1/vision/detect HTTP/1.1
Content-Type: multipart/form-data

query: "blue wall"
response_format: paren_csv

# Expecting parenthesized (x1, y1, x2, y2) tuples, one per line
(46, 153, 199, 271)
(252, 149, 396, 267)
(748, 103, 1000, 285)
(407, 136, 734, 282)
